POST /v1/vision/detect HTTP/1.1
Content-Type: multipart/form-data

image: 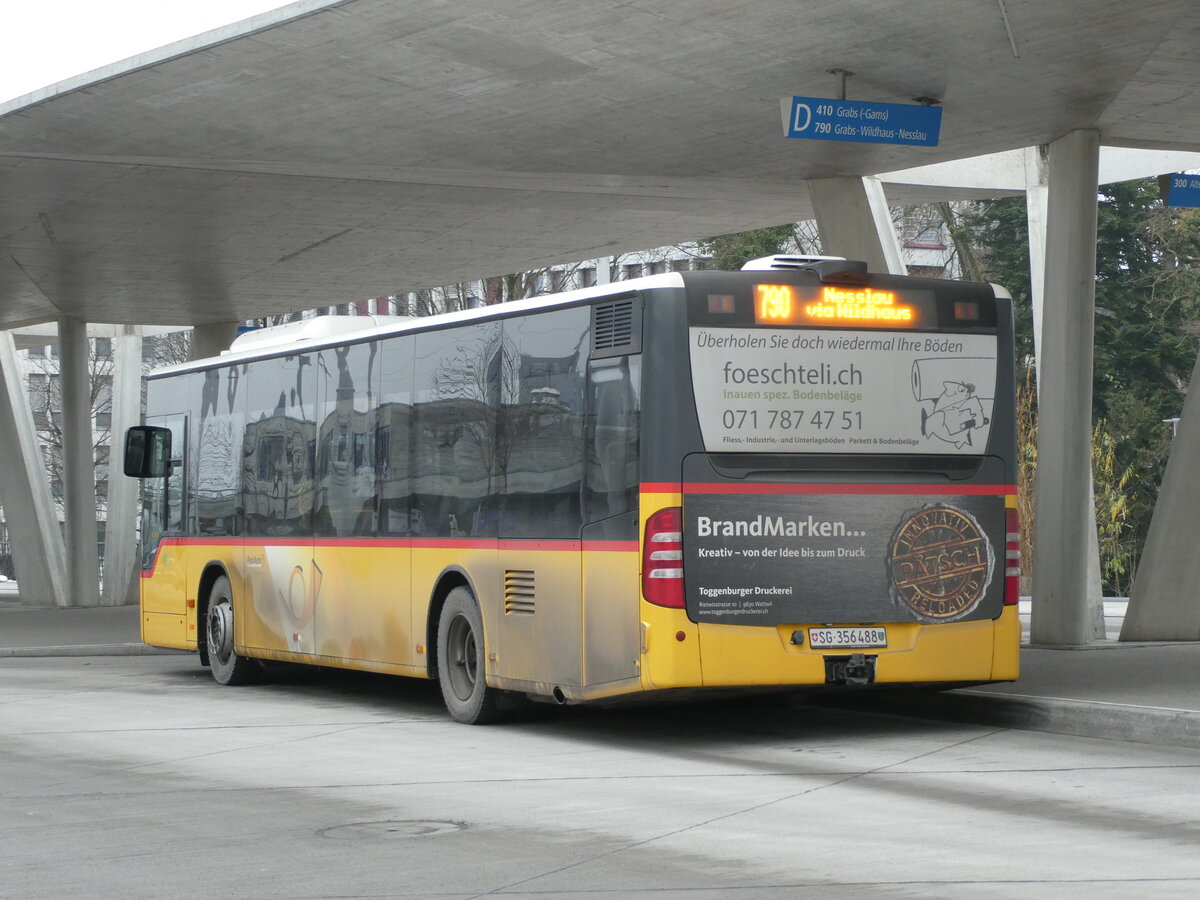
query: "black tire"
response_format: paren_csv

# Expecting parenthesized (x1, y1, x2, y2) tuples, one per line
(205, 575, 258, 685)
(437, 587, 502, 724)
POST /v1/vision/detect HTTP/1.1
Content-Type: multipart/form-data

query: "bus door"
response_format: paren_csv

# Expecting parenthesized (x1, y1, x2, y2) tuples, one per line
(140, 413, 189, 642)
(239, 354, 317, 658)
(581, 354, 642, 687)
(312, 341, 413, 668)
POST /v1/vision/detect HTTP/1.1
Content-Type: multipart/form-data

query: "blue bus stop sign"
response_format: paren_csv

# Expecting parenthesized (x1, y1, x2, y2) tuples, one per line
(780, 96, 942, 147)
(1166, 173, 1200, 208)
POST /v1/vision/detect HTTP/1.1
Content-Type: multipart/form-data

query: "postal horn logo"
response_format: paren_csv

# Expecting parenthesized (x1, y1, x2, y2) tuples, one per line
(887, 505, 994, 622)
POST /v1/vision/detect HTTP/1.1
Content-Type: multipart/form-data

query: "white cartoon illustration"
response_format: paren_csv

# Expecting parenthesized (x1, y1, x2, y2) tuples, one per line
(912, 358, 994, 449)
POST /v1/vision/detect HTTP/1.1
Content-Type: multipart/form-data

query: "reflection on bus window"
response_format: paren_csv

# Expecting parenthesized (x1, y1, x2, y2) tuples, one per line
(196, 367, 241, 536)
(586, 355, 641, 521)
(412, 324, 501, 538)
(241, 356, 315, 537)
(500, 307, 589, 538)
(316, 344, 379, 538)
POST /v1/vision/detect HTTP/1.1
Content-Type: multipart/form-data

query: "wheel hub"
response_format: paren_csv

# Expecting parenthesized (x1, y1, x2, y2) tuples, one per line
(447, 613, 477, 700)
(209, 601, 233, 661)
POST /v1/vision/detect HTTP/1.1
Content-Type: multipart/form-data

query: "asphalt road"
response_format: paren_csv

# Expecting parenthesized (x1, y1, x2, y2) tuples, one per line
(2, 655, 1199, 899)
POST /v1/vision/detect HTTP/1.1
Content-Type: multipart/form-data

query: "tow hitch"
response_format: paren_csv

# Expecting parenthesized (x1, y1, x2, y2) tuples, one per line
(824, 653, 877, 685)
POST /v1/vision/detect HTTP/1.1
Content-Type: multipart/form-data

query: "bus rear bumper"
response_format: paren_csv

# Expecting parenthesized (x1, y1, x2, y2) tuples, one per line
(640, 605, 1021, 690)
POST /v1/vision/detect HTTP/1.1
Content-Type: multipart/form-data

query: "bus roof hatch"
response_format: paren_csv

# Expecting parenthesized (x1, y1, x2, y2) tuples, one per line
(740, 255, 868, 284)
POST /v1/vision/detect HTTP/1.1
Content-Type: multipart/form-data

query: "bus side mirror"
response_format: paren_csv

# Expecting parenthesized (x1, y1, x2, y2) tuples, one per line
(124, 426, 172, 478)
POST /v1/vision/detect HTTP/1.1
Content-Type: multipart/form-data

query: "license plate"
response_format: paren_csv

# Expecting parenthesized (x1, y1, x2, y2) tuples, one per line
(808, 626, 887, 649)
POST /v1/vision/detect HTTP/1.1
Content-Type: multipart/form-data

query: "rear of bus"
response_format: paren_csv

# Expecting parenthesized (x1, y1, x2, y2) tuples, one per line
(637, 257, 1019, 691)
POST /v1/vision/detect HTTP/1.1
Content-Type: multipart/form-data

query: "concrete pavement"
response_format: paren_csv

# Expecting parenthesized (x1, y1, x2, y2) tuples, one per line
(9, 654, 1198, 898)
(0, 594, 167, 657)
(3, 587, 1199, 748)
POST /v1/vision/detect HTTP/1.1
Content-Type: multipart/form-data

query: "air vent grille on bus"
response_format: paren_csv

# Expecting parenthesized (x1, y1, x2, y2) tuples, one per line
(592, 296, 642, 357)
(595, 300, 633, 348)
(504, 570, 536, 615)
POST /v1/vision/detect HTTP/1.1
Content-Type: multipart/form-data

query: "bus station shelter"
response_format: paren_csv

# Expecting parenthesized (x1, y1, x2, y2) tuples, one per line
(2, 0, 1200, 644)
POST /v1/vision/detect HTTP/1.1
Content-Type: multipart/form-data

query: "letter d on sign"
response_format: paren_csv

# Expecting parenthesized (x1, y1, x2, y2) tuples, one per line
(781, 97, 811, 136)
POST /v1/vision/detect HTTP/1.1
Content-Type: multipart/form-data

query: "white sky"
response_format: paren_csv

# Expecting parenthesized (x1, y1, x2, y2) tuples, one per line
(1, 1, 294, 104)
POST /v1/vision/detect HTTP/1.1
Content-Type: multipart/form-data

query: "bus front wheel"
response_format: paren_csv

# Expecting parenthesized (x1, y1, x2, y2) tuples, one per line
(206, 575, 258, 685)
(437, 587, 502, 724)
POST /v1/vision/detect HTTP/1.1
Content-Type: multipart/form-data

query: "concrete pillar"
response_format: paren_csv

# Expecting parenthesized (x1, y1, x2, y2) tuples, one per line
(808, 176, 906, 275)
(1024, 145, 1049, 382)
(1024, 145, 1106, 639)
(102, 326, 143, 606)
(58, 316, 100, 608)
(0, 332, 68, 607)
(1030, 130, 1100, 645)
(189, 322, 239, 361)
(1121, 344, 1200, 640)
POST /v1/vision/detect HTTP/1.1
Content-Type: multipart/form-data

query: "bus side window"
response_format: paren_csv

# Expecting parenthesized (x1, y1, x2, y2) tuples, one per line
(499, 306, 589, 539)
(585, 356, 640, 521)
(195, 367, 242, 536)
(240, 356, 315, 538)
(412, 323, 500, 538)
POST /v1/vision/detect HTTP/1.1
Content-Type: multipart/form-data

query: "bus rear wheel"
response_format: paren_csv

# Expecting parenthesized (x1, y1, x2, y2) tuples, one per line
(206, 575, 258, 685)
(437, 587, 502, 724)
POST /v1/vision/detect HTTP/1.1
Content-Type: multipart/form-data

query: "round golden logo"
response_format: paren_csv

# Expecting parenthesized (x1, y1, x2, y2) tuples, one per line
(887, 505, 994, 622)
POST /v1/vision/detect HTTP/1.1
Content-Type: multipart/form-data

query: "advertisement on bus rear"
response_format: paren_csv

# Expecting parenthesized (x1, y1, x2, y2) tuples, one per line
(689, 327, 998, 455)
(683, 489, 1005, 626)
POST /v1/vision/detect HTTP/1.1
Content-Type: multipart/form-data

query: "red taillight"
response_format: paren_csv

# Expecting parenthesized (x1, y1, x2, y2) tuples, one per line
(1004, 507, 1020, 605)
(643, 507, 685, 608)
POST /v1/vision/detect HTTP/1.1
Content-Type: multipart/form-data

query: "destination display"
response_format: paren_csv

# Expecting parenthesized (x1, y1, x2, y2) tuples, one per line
(751, 283, 931, 328)
(683, 490, 1004, 626)
(690, 327, 998, 455)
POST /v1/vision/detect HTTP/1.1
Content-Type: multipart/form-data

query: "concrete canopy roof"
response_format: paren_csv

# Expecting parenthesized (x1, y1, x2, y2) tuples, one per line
(2, 0, 1199, 329)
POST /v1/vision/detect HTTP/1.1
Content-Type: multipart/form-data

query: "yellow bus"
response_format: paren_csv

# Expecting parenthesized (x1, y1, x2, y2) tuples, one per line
(124, 256, 1019, 723)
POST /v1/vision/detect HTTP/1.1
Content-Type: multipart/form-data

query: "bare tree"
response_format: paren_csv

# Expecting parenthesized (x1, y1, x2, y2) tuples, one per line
(25, 341, 115, 520)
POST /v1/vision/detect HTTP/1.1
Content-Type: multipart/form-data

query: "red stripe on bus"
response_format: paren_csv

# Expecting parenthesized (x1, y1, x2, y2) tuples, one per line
(582, 540, 640, 552)
(409, 538, 496, 550)
(140, 536, 639, 578)
(317, 538, 412, 549)
(680, 483, 1016, 495)
(499, 540, 576, 552)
